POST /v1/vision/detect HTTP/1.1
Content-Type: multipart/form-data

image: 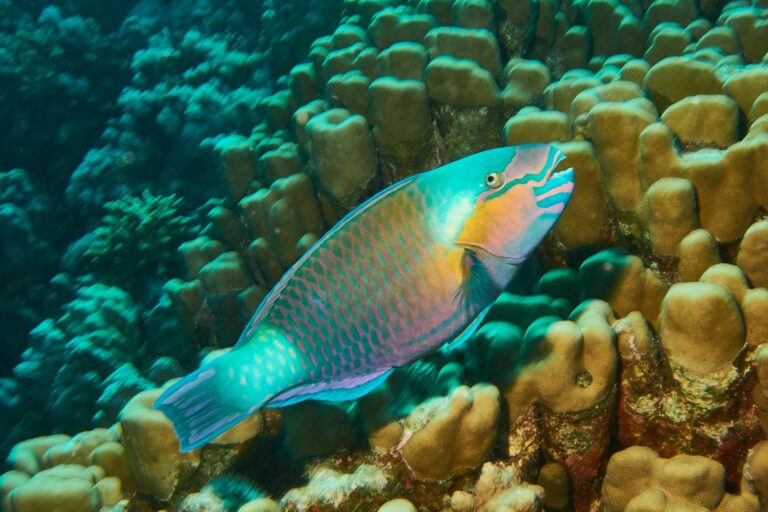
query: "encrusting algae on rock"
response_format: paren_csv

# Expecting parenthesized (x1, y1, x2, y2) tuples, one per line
(2, 0, 768, 511)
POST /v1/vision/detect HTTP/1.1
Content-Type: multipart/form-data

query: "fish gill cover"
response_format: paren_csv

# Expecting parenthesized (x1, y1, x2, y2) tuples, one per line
(0, 0, 768, 511)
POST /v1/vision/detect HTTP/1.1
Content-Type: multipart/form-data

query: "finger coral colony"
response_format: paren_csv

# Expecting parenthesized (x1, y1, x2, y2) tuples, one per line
(1, 0, 768, 511)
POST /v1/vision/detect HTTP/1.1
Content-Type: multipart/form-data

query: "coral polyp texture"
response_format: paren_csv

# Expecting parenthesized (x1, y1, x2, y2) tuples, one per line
(2, 0, 768, 510)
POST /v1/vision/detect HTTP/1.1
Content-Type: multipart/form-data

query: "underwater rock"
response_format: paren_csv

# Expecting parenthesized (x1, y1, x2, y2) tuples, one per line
(426, 55, 504, 157)
(217, 136, 258, 203)
(96, 364, 155, 426)
(1, 427, 133, 509)
(724, 66, 768, 123)
(260, 90, 295, 133)
(257, 143, 303, 187)
(579, 249, 667, 327)
(493, 0, 536, 59)
(537, 462, 571, 511)
(451, 0, 495, 32)
(290, 63, 321, 110)
(119, 381, 265, 503)
(38, 428, 134, 491)
(368, 8, 436, 50)
(659, 282, 744, 374)
(644, 23, 692, 65)
(376, 42, 430, 81)
(644, 56, 724, 111)
(239, 172, 325, 272)
(424, 27, 502, 77)
(197, 251, 259, 346)
(737, 220, 768, 288)
(584, 95, 656, 213)
(6, 435, 73, 476)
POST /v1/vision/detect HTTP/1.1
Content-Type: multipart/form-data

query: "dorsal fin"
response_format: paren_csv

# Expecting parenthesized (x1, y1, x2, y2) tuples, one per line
(236, 176, 418, 346)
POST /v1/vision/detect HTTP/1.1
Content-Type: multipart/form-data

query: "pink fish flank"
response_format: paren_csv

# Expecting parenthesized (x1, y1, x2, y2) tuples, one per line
(155, 143, 574, 451)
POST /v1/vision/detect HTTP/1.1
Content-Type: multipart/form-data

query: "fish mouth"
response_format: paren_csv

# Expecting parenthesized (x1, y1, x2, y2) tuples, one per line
(458, 243, 526, 265)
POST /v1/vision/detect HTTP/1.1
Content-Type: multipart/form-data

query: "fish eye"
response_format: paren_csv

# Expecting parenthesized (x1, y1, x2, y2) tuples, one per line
(485, 172, 504, 189)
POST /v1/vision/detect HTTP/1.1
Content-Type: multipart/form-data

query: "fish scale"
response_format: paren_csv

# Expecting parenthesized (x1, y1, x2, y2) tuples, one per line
(155, 144, 575, 451)
(269, 183, 455, 378)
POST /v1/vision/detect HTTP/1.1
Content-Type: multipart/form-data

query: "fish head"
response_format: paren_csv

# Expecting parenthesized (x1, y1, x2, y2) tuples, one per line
(453, 144, 574, 263)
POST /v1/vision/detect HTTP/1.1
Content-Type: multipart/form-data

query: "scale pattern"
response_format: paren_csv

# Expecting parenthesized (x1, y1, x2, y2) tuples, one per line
(263, 181, 474, 382)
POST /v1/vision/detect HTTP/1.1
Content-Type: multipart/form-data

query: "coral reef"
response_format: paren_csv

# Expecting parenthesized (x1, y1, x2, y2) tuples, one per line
(1, 429, 132, 512)
(81, 191, 191, 295)
(64, 28, 270, 218)
(0, 3, 141, 193)
(0, 0, 345, 437)
(13, 283, 143, 434)
(3, 0, 768, 510)
(601, 446, 760, 511)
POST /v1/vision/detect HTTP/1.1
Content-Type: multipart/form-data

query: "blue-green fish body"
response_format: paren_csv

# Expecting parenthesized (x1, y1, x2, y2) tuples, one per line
(156, 144, 574, 451)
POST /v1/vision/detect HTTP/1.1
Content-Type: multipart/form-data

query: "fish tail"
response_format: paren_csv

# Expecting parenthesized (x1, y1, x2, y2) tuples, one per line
(153, 359, 255, 452)
(154, 336, 299, 452)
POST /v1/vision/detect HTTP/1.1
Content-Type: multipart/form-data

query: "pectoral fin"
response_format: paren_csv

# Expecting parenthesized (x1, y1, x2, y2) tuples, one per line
(454, 248, 504, 312)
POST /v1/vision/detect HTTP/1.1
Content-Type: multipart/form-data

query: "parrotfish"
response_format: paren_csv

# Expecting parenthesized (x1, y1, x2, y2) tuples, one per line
(155, 144, 574, 451)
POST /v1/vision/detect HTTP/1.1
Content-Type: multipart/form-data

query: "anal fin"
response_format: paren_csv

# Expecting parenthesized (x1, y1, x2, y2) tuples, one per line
(266, 368, 394, 407)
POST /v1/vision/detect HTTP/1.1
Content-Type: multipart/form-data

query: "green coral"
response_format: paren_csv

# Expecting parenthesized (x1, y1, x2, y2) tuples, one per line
(85, 191, 190, 288)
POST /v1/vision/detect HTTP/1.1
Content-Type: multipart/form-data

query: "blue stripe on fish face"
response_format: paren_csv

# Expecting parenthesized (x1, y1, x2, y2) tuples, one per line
(484, 145, 565, 202)
(536, 192, 572, 209)
(533, 168, 574, 208)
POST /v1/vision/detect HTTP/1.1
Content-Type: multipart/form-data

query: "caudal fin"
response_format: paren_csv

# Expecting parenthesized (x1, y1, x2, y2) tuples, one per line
(153, 365, 251, 452)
